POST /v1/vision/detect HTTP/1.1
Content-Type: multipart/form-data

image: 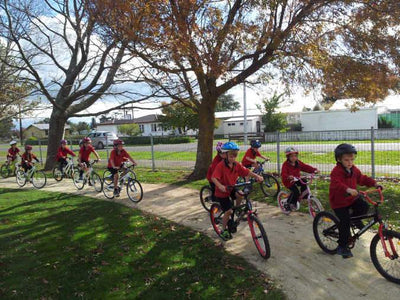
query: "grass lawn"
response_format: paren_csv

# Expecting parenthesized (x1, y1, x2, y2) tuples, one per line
(0, 188, 283, 299)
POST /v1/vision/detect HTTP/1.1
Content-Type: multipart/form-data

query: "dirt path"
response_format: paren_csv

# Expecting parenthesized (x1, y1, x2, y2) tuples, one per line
(1, 177, 399, 300)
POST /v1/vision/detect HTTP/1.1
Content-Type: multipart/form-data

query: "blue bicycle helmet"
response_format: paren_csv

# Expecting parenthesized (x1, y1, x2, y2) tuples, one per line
(221, 141, 240, 152)
(250, 139, 261, 148)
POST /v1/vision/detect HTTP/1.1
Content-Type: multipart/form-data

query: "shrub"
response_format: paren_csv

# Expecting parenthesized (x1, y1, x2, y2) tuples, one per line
(121, 136, 194, 145)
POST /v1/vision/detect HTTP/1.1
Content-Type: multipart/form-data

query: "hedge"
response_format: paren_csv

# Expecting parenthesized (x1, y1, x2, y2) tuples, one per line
(121, 136, 195, 145)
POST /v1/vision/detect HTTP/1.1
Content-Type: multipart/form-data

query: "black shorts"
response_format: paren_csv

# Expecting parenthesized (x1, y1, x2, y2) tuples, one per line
(243, 164, 252, 169)
(216, 189, 237, 212)
(108, 167, 118, 176)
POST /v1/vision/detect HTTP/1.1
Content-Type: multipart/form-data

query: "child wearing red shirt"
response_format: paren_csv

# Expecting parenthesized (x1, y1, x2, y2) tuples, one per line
(212, 142, 263, 240)
(206, 142, 227, 200)
(241, 139, 269, 168)
(281, 146, 318, 211)
(56, 139, 76, 171)
(7, 141, 20, 164)
(78, 137, 100, 180)
(108, 139, 136, 196)
(330, 143, 381, 258)
(21, 145, 39, 172)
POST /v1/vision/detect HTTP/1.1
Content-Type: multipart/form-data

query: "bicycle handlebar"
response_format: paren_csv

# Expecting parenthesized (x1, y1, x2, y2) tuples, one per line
(359, 189, 384, 206)
(292, 173, 315, 185)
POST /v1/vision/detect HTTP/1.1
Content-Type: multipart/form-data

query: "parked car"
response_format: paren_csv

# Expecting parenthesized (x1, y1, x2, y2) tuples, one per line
(86, 131, 118, 149)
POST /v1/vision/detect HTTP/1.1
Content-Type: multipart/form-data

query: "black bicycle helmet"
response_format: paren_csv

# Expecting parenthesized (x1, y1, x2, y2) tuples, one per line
(334, 143, 357, 161)
(250, 139, 261, 148)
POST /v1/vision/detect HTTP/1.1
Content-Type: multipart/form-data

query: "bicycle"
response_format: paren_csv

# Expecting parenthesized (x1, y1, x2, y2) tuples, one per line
(238, 160, 280, 197)
(15, 162, 47, 189)
(313, 189, 400, 284)
(209, 180, 271, 259)
(1, 160, 21, 178)
(199, 184, 214, 212)
(73, 160, 103, 192)
(277, 173, 323, 218)
(52, 157, 76, 182)
(102, 162, 143, 203)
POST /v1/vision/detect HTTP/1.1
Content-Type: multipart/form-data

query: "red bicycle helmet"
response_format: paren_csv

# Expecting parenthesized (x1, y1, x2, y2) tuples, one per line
(60, 139, 67, 145)
(25, 145, 33, 150)
(113, 139, 124, 146)
(285, 146, 298, 156)
(82, 137, 91, 143)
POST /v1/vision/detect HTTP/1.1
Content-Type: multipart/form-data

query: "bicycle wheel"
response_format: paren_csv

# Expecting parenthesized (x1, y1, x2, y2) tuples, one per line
(129, 170, 137, 180)
(0, 164, 10, 178)
(277, 191, 291, 215)
(260, 174, 280, 198)
(248, 214, 271, 259)
(313, 211, 339, 254)
(209, 203, 229, 241)
(200, 185, 213, 212)
(32, 170, 47, 189)
(370, 230, 400, 284)
(308, 196, 324, 218)
(91, 172, 103, 192)
(73, 171, 85, 190)
(52, 167, 63, 182)
(16, 170, 26, 187)
(127, 179, 143, 203)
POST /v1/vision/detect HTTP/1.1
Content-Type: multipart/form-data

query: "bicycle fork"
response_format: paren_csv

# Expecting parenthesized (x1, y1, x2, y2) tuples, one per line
(378, 223, 399, 259)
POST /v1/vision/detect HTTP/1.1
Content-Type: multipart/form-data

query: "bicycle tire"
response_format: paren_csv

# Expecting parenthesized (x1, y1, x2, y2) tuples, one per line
(91, 172, 103, 192)
(127, 179, 143, 203)
(313, 211, 339, 254)
(308, 196, 324, 218)
(0, 164, 10, 178)
(209, 203, 229, 241)
(260, 174, 280, 198)
(199, 185, 213, 212)
(73, 171, 85, 190)
(370, 230, 400, 284)
(16, 170, 26, 187)
(277, 191, 291, 215)
(52, 167, 63, 182)
(32, 170, 47, 189)
(248, 214, 271, 259)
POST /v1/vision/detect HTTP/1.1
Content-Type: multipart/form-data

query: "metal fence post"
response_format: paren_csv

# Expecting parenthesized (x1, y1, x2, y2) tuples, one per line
(106, 135, 109, 161)
(70, 138, 73, 152)
(39, 139, 43, 166)
(371, 126, 375, 179)
(276, 131, 280, 175)
(150, 134, 155, 171)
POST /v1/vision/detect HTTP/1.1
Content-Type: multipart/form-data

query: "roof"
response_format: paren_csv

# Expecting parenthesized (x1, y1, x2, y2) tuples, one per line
(97, 114, 160, 125)
(27, 124, 70, 130)
(224, 117, 258, 122)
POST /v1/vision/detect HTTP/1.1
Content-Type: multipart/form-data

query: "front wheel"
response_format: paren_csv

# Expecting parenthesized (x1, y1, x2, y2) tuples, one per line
(127, 179, 143, 203)
(260, 174, 280, 198)
(248, 214, 271, 259)
(91, 172, 103, 192)
(277, 191, 291, 215)
(308, 196, 324, 218)
(199, 185, 213, 212)
(209, 203, 229, 241)
(73, 171, 85, 190)
(16, 170, 26, 187)
(370, 230, 400, 284)
(32, 170, 47, 189)
(0, 164, 11, 178)
(313, 211, 339, 254)
(52, 167, 63, 182)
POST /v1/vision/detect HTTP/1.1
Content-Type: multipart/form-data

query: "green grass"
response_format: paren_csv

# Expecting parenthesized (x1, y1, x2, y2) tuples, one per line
(0, 188, 283, 299)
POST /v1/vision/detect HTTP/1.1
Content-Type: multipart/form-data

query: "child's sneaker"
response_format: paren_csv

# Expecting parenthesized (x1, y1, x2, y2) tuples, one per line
(220, 230, 231, 240)
(337, 246, 353, 259)
(114, 188, 120, 197)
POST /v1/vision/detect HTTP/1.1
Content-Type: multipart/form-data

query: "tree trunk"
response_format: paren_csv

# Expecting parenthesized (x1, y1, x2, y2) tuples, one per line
(189, 101, 216, 180)
(44, 108, 68, 170)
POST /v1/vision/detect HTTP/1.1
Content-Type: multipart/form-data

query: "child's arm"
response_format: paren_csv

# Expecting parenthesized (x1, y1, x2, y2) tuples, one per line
(93, 150, 101, 161)
(298, 160, 319, 174)
(211, 177, 226, 193)
(125, 152, 137, 165)
(248, 171, 263, 182)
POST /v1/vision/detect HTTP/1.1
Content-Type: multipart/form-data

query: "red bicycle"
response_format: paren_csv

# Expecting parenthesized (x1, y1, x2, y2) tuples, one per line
(313, 189, 400, 284)
(209, 180, 271, 259)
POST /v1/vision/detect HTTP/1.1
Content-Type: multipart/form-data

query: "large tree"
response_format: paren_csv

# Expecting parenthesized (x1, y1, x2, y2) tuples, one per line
(0, 0, 158, 170)
(92, 0, 399, 179)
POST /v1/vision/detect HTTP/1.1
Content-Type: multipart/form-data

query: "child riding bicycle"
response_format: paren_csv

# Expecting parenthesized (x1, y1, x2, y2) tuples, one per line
(56, 139, 76, 172)
(107, 139, 136, 197)
(78, 137, 100, 180)
(281, 146, 319, 211)
(7, 140, 20, 165)
(211, 141, 263, 240)
(21, 145, 40, 173)
(330, 143, 382, 258)
(241, 139, 270, 169)
(206, 142, 227, 200)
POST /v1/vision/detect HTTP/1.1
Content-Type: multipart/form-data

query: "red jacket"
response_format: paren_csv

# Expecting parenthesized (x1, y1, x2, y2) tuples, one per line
(241, 148, 261, 166)
(56, 146, 76, 161)
(329, 163, 376, 209)
(206, 155, 223, 182)
(7, 147, 20, 159)
(211, 160, 250, 198)
(79, 145, 95, 162)
(108, 149, 130, 168)
(22, 152, 38, 163)
(281, 160, 317, 188)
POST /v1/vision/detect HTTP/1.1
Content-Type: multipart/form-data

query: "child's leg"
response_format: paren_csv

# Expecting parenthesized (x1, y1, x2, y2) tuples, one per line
(333, 207, 351, 248)
(349, 197, 369, 230)
(209, 182, 216, 201)
(222, 209, 233, 230)
(234, 191, 244, 207)
(288, 185, 300, 205)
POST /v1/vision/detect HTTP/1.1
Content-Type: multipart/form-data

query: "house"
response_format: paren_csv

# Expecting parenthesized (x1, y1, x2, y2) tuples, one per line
(24, 124, 71, 139)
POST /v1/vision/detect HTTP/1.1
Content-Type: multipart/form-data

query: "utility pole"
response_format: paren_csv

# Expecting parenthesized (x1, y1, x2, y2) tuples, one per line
(243, 61, 248, 145)
(18, 103, 23, 145)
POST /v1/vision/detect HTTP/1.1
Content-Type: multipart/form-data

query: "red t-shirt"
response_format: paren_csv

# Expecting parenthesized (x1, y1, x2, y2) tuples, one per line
(22, 152, 38, 163)
(206, 155, 223, 182)
(241, 148, 261, 166)
(211, 160, 250, 198)
(329, 163, 376, 209)
(56, 146, 76, 161)
(79, 145, 95, 162)
(108, 149, 130, 168)
(7, 147, 20, 159)
(281, 160, 317, 188)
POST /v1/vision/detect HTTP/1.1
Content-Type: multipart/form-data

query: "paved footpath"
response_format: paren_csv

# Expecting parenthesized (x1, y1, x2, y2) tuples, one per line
(1, 177, 399, 300)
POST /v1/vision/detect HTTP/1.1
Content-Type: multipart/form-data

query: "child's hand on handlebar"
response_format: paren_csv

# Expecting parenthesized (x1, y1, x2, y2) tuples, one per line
(346, 188, 358, 197)
(255, 175, 263, 183)
(218, 185, 227, 193)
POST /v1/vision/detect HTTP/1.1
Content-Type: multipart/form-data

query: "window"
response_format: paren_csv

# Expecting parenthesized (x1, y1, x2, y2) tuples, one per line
(240, 122, 244, 125)
(45, 130, 49, 136)
(139, 124, 144, 132)
(151, 123, 157, 131)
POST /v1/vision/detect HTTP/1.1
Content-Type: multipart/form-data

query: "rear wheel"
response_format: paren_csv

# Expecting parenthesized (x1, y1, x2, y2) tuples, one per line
(210, 203, 229, 241)
(277, 191, 291, 215)
(32, 170, 47, 189)
(370, 230, 400, 284)
(91, 172, 103, 192)
(308, 196, 324, 218)
(73, 171, 85, 190)
(260, 174, 280, 198)
(313, 211, 339, 254)
(16, 170, 26, 187)
(52, 167, 63, 182)
(200, 185, 213, 212)
(248, 214, 271, 259)
(127, 179, 143, 203)
(0, 164, 11, 178)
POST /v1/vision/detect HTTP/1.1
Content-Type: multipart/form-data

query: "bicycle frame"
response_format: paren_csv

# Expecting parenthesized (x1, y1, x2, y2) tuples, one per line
(62, 158, 74, 176)
(227, 181, 257, 228)
(293, 174, 316, 203)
